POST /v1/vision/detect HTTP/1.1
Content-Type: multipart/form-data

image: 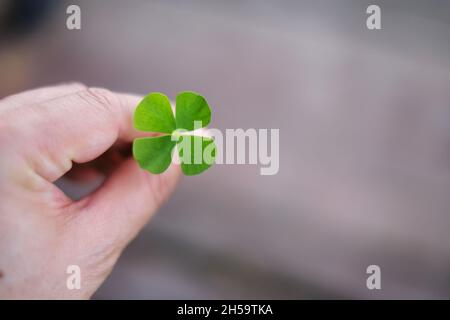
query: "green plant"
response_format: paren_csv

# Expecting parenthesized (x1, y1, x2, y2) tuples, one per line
(132, 91, 216, 176)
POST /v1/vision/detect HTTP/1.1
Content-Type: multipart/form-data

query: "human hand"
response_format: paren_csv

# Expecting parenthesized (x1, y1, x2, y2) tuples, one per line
(0, 84, 181, 299)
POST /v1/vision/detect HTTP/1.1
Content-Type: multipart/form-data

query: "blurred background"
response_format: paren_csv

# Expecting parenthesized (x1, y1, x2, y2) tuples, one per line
(1, 0, 450, 299)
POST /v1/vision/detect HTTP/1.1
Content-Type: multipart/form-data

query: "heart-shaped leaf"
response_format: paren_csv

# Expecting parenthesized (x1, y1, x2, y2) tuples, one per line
(175, 91, 211, 131)
(178, 135, 216, 176)
(133, 135, 176, 174)
(134, 92, 176, 134)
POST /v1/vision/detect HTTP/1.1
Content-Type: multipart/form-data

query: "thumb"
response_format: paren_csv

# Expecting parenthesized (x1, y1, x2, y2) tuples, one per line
(76, 159, 180, 248)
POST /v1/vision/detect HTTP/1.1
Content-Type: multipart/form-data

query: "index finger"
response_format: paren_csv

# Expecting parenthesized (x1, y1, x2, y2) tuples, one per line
(8, 87, 147, 182)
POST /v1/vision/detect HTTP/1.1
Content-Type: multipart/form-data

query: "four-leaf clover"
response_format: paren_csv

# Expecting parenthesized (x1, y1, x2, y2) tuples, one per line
(132, 91, 216, 176)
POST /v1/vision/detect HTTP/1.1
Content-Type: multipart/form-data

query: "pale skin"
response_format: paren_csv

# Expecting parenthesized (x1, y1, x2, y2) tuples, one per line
(0, 84, 181, 299)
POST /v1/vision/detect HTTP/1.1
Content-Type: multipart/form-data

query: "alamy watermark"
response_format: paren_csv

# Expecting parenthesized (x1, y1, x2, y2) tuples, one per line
(66, 5, 81, 30)
(66, 265, 81, 290)
(67, 4, 381, 32)
(366, 265, 381, 290)
(171, 121, 279, 176)
(366, 5, 381, 30)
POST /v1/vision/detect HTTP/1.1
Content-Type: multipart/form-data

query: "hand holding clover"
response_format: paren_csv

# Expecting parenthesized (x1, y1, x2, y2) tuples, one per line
(0, 84, 182, 298)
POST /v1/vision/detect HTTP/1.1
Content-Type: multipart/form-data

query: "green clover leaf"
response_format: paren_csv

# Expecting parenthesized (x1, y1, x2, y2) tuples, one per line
(175, 91, 211, 131)
(132, 91, 216, 176)
(134, 93, 176, 134)
(178, 135, 216, 176)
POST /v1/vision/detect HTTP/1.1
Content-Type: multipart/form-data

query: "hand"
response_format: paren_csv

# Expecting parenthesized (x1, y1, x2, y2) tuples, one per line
(0, 84, 181, 299)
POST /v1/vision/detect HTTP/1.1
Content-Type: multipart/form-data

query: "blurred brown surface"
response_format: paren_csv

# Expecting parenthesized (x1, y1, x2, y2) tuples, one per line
(3, 0, 450, 298)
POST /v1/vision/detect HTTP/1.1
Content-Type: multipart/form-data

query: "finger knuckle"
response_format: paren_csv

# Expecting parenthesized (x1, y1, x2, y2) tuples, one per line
(66, 82, 87, 91)
(78, 87, 120, 114)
